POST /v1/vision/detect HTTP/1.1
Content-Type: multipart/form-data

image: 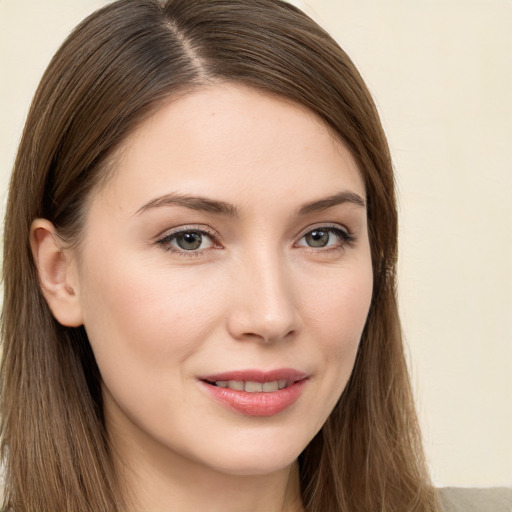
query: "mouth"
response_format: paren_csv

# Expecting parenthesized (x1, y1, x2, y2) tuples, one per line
(204, 379, 291, 392)
(198, 369, 308, 417)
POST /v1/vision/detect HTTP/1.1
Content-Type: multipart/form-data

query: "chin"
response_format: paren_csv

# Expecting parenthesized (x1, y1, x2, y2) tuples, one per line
(208, 453, 299, 477)
(190, 430, 310, 477)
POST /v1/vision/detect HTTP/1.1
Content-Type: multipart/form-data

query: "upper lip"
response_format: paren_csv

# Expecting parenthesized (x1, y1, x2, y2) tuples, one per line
(199, 368, 308, 383)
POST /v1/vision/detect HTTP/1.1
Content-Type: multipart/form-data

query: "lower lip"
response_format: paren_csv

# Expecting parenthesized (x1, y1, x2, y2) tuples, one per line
(200, 380, 307, 417)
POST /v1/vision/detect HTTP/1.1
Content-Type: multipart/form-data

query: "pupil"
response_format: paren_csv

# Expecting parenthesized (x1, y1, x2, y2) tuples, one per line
(307, 230, 329, 247)
(177, 232, 202, 250)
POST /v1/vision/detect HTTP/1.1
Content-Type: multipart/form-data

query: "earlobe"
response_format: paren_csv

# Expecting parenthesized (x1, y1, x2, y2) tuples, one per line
(30, 219, 84, 327)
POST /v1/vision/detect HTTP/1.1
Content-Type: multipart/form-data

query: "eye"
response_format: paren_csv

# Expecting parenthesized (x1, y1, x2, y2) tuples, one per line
(157, 228, 216, 254)
(296, 226, 354, 250)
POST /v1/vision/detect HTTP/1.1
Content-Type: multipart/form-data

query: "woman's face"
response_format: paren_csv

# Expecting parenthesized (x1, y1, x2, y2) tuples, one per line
(72, 84, 373, 476)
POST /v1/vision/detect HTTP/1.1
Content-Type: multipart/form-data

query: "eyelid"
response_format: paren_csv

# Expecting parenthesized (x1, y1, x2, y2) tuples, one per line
(155, 224, 219, 241)
(155, 224, 222, 256)
(295, 223, 351, 240)
(294, 223, 356, 249)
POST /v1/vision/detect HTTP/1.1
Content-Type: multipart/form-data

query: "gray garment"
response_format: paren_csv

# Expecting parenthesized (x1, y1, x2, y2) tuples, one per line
(439, 487, 512, 512)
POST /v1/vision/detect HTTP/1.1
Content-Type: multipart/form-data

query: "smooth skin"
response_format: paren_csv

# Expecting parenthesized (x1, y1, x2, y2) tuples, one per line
(31, 84, 373, 512)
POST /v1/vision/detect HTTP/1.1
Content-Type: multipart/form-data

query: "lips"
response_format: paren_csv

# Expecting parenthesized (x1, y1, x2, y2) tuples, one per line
(199, 369, 308, 417)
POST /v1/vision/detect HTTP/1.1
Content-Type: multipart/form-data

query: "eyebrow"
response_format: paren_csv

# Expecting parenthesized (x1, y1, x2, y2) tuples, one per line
(297, 191, 366, 215)
(135, 190, 366, 217)
(135, 192, 238, 217)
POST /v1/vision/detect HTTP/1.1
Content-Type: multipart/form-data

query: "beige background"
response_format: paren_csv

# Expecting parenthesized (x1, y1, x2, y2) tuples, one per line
(1, 0, 511, 487)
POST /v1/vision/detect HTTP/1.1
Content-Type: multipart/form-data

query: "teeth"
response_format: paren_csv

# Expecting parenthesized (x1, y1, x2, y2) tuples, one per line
(244, 381, 262, 392)
(227, 380, 244, 391)
(213, 380, 288, 392)
(262, 381, 279, 392)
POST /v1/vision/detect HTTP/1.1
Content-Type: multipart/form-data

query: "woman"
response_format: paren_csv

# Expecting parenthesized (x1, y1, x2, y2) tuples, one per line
(1, 0, 439, 510)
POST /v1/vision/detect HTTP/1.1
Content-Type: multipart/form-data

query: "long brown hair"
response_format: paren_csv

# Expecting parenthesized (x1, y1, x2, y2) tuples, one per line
(1, 0, 439, 510)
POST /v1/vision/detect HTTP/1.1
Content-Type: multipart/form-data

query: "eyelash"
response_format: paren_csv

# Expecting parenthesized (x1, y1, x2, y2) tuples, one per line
(156, 226, 219, 258)
(295, 225, 356, 253)
(156, 224, 356, 257)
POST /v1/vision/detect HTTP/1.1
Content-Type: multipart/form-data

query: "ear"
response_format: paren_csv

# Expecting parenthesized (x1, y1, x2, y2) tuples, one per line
(30, 219, 84, 327)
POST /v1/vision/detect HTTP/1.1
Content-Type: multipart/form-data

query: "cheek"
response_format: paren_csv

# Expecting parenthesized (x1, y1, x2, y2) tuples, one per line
(78, 252, 225, 386)
(303, 260, 373, 343)
(292, 266, 372, 435)
(77, 256, 232, 449)
(318, 266, 372, 373)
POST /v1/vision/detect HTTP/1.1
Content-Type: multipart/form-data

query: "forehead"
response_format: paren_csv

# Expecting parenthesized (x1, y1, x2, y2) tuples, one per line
(93, 83, 365, 215)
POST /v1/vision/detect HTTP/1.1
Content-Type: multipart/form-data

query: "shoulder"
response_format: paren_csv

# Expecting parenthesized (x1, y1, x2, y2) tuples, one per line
(439, 487, 512, 512)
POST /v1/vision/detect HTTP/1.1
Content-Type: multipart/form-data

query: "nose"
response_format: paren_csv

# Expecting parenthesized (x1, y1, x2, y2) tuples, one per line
(226, 251, 301, 344)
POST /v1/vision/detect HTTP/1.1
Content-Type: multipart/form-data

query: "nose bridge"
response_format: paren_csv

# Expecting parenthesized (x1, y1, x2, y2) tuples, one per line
(228, 244, 300, 343)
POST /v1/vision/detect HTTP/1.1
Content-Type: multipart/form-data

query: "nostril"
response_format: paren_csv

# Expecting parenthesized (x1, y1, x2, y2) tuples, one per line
(226, 280, 301, 343)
